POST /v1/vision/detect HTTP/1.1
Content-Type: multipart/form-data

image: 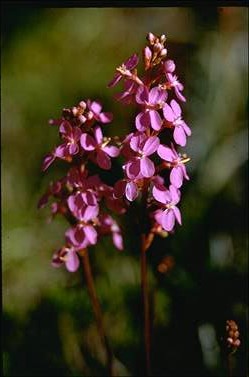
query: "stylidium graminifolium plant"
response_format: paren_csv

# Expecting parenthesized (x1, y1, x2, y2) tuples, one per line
(39, 32, 191, 272)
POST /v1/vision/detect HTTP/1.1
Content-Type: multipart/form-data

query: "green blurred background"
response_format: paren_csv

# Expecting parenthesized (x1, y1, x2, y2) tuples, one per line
(2, 5, 248, 376)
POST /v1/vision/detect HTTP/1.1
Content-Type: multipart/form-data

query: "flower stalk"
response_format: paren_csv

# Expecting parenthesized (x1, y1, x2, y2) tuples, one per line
(81, 248, 115, 376)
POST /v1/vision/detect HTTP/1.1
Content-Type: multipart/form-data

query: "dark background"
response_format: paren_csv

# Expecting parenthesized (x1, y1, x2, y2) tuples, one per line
(2, 5, 248, 376)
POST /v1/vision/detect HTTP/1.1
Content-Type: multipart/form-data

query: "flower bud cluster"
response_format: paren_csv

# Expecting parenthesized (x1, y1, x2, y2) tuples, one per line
(108, 32, 191, 236)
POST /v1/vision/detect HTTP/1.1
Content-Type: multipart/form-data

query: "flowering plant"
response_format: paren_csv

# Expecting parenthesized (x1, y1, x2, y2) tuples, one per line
(39, 32, 191, 376)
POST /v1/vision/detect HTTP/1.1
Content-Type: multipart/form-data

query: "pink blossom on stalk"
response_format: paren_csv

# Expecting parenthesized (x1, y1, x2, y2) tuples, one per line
(114, 178, 139, 202)
(52, 246, 80, 272)
(54, 121, 82, 158)
(87, 100, 113, 124)
(163, 99, 191, 147)
(135, 86, 167, 131)
(152, 184, 182, 232)
(125, 133, 160, 178)
(80, 125, 119, 169)
(157, 143, 189, 188)
(164, 60, 186, 102)
(108, 54, 139, 88)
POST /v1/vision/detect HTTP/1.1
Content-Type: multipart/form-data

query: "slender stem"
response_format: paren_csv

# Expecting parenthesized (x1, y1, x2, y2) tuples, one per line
(141, 234, 151, 376)
(81, 249, 115, 376)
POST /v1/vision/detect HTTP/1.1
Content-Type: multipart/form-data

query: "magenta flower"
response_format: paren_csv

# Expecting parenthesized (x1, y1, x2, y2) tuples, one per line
(163, 99, 191, 147)
(52, 246, 80, 273)
(66, 223, 98, 249)
(67, 192, 99, 222)
(98, 214, 124, 250)
(152, 184, 182, 232)
(157, 143, 189, 188)
(87, 100, 113, 124)
(125, 134, 160, 178)
(108, 54, 139, 88)
(135, 86, 167, 131)
(114, 79, 139, 105)
(80, 126, 119, 169)
(54, 121, 82, 160)
(114, 179, 139, 202)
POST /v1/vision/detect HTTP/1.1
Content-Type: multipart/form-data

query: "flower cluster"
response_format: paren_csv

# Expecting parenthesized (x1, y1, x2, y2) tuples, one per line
(109, 32, 191, 234)
(225, 320, 241, 352)
(39, 100, 125, 272)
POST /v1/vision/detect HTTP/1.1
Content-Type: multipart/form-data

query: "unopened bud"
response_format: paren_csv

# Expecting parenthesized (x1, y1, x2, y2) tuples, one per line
(160, 34, 166, 44)
(164, 59, 176, 73)
(160, 48, 167, 57)
(147, 32, 156, 44)
(78, 114, 86, 124)
(143, 46, 152, 70)
(153, 42, 163, 53)
(79, 100, 86, 110)
(72, 107, 78, 116)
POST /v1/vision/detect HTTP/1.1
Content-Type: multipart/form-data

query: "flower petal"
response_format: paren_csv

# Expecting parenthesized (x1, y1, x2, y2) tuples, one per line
(135, 112, 150, 131)
(173, 126, 187, 146)
(125, 181, 138, 201)
(96, 150, 111, 169)
(112, 232, 123, 250)
(89, 100, 102, 115)
(84, 225, 97, 244)
(181, 121, 192, 136)
(175, 86, 186, 102)
(130, 133, 146, 152)
(157, 145, 175, 161)
(125, 159, 141, 179)
(142, 136, 160, 156)
(82, 205, 99, 222)
(136, 85, 148, 104)
(42, 153, 55, 171)
(82, 191, 97, 206)
(170, 166, 183, 188)
(152, 184, 170, 204)
(108, 73, 122, 88)
(65, 249, 80, 272)
(140, 156, 155, 178)
(163, 103, 175, 122)
(59, 120, 72, 135)
(80, 133, 96, 151)
(162, 209, 175, 231)
(172, 206, 182, 225)
(94, 126, 103, 144)
(125, 53, 139, 70)
(169, 185, 181, 205)
(170, 99, 182, 118)
(102, 145, 120, 157)
(99, 112, 113, 124)
(149, 110, 162, 131)
(148, 87, 167, 104)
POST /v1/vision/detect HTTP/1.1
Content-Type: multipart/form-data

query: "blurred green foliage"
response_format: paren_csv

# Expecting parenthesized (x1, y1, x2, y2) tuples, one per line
(2, 6, 248, 376)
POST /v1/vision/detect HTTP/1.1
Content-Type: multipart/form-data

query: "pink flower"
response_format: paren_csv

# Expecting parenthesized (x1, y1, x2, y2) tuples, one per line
(52, 246, 80, 273)
(80, 126, 119, 170)
(135, 86, 167, 131)
(98, 214, 124, 250)
(87, 100, 113, 124)
(163, 100, 191, 147)
(55, 121, 82, 159)
(108, 54, 139, 88)
(66, 224, 97, 249)
(125, 134, 160, 178)
(114, 79, 139, 105)
(152, 184, 182, 232)
(157, 143, 189, 188)
(67, 192, 99, 222)
(114, 179, 139, 202)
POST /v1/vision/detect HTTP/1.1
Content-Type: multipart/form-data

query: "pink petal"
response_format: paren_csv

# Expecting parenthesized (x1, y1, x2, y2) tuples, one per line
(125, 53, 139, 70)
(152, 184, 170, 204)
(162, 209, 175, 231)
(99, 112, 113, 124)
(157, 145, 175, 161)
(142, 136, 160, 156)
(82, 205, 99, 222)
(69, 143, 79, 155)
(154, 209, 164, 225)
(170, 166, 183, 188)
(94, 126, 103, 144)
(96, 150, 111, 169)
(175, 86, 186, 102)
(173, 126, 187, 147)
(163, 103, 175, 122)
(84, 225, 97, 244)
(80, 133, 96, 150)
(102, 145, 120, 157)
(108, 73, 122, 88)
(65, 249, 80, 272)
(112, 232, 123, 250)
(67, 195, 76, 213)
(136, 85, 148, 104)
(72, 127, 82, 141)
(42, 153, 55, 171)
(140, 156, 155, 178)
(149, 110, 162, 131)
(125, 181, 138, 201)
(169, 185, 181, 205)
(55, 144, 69, 158)
(130, 133, 146, 152)
(125, 159, 141, 179)
(148, 87, 167, 104)
(59, 120, 72, 135)
(51, 249, 64, 268)
(181, 121, 192, 136)
(181, 164, 189, 180)
(135, 112, 150, 131)
(82, 191, 97, 206)
(170, 99, 182, 118)
(172, 206, 182, 225)
(90, 101, 102, 115)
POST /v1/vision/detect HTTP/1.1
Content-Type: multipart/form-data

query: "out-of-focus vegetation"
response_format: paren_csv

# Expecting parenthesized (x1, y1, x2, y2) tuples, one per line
(2, 6, 248, 376)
